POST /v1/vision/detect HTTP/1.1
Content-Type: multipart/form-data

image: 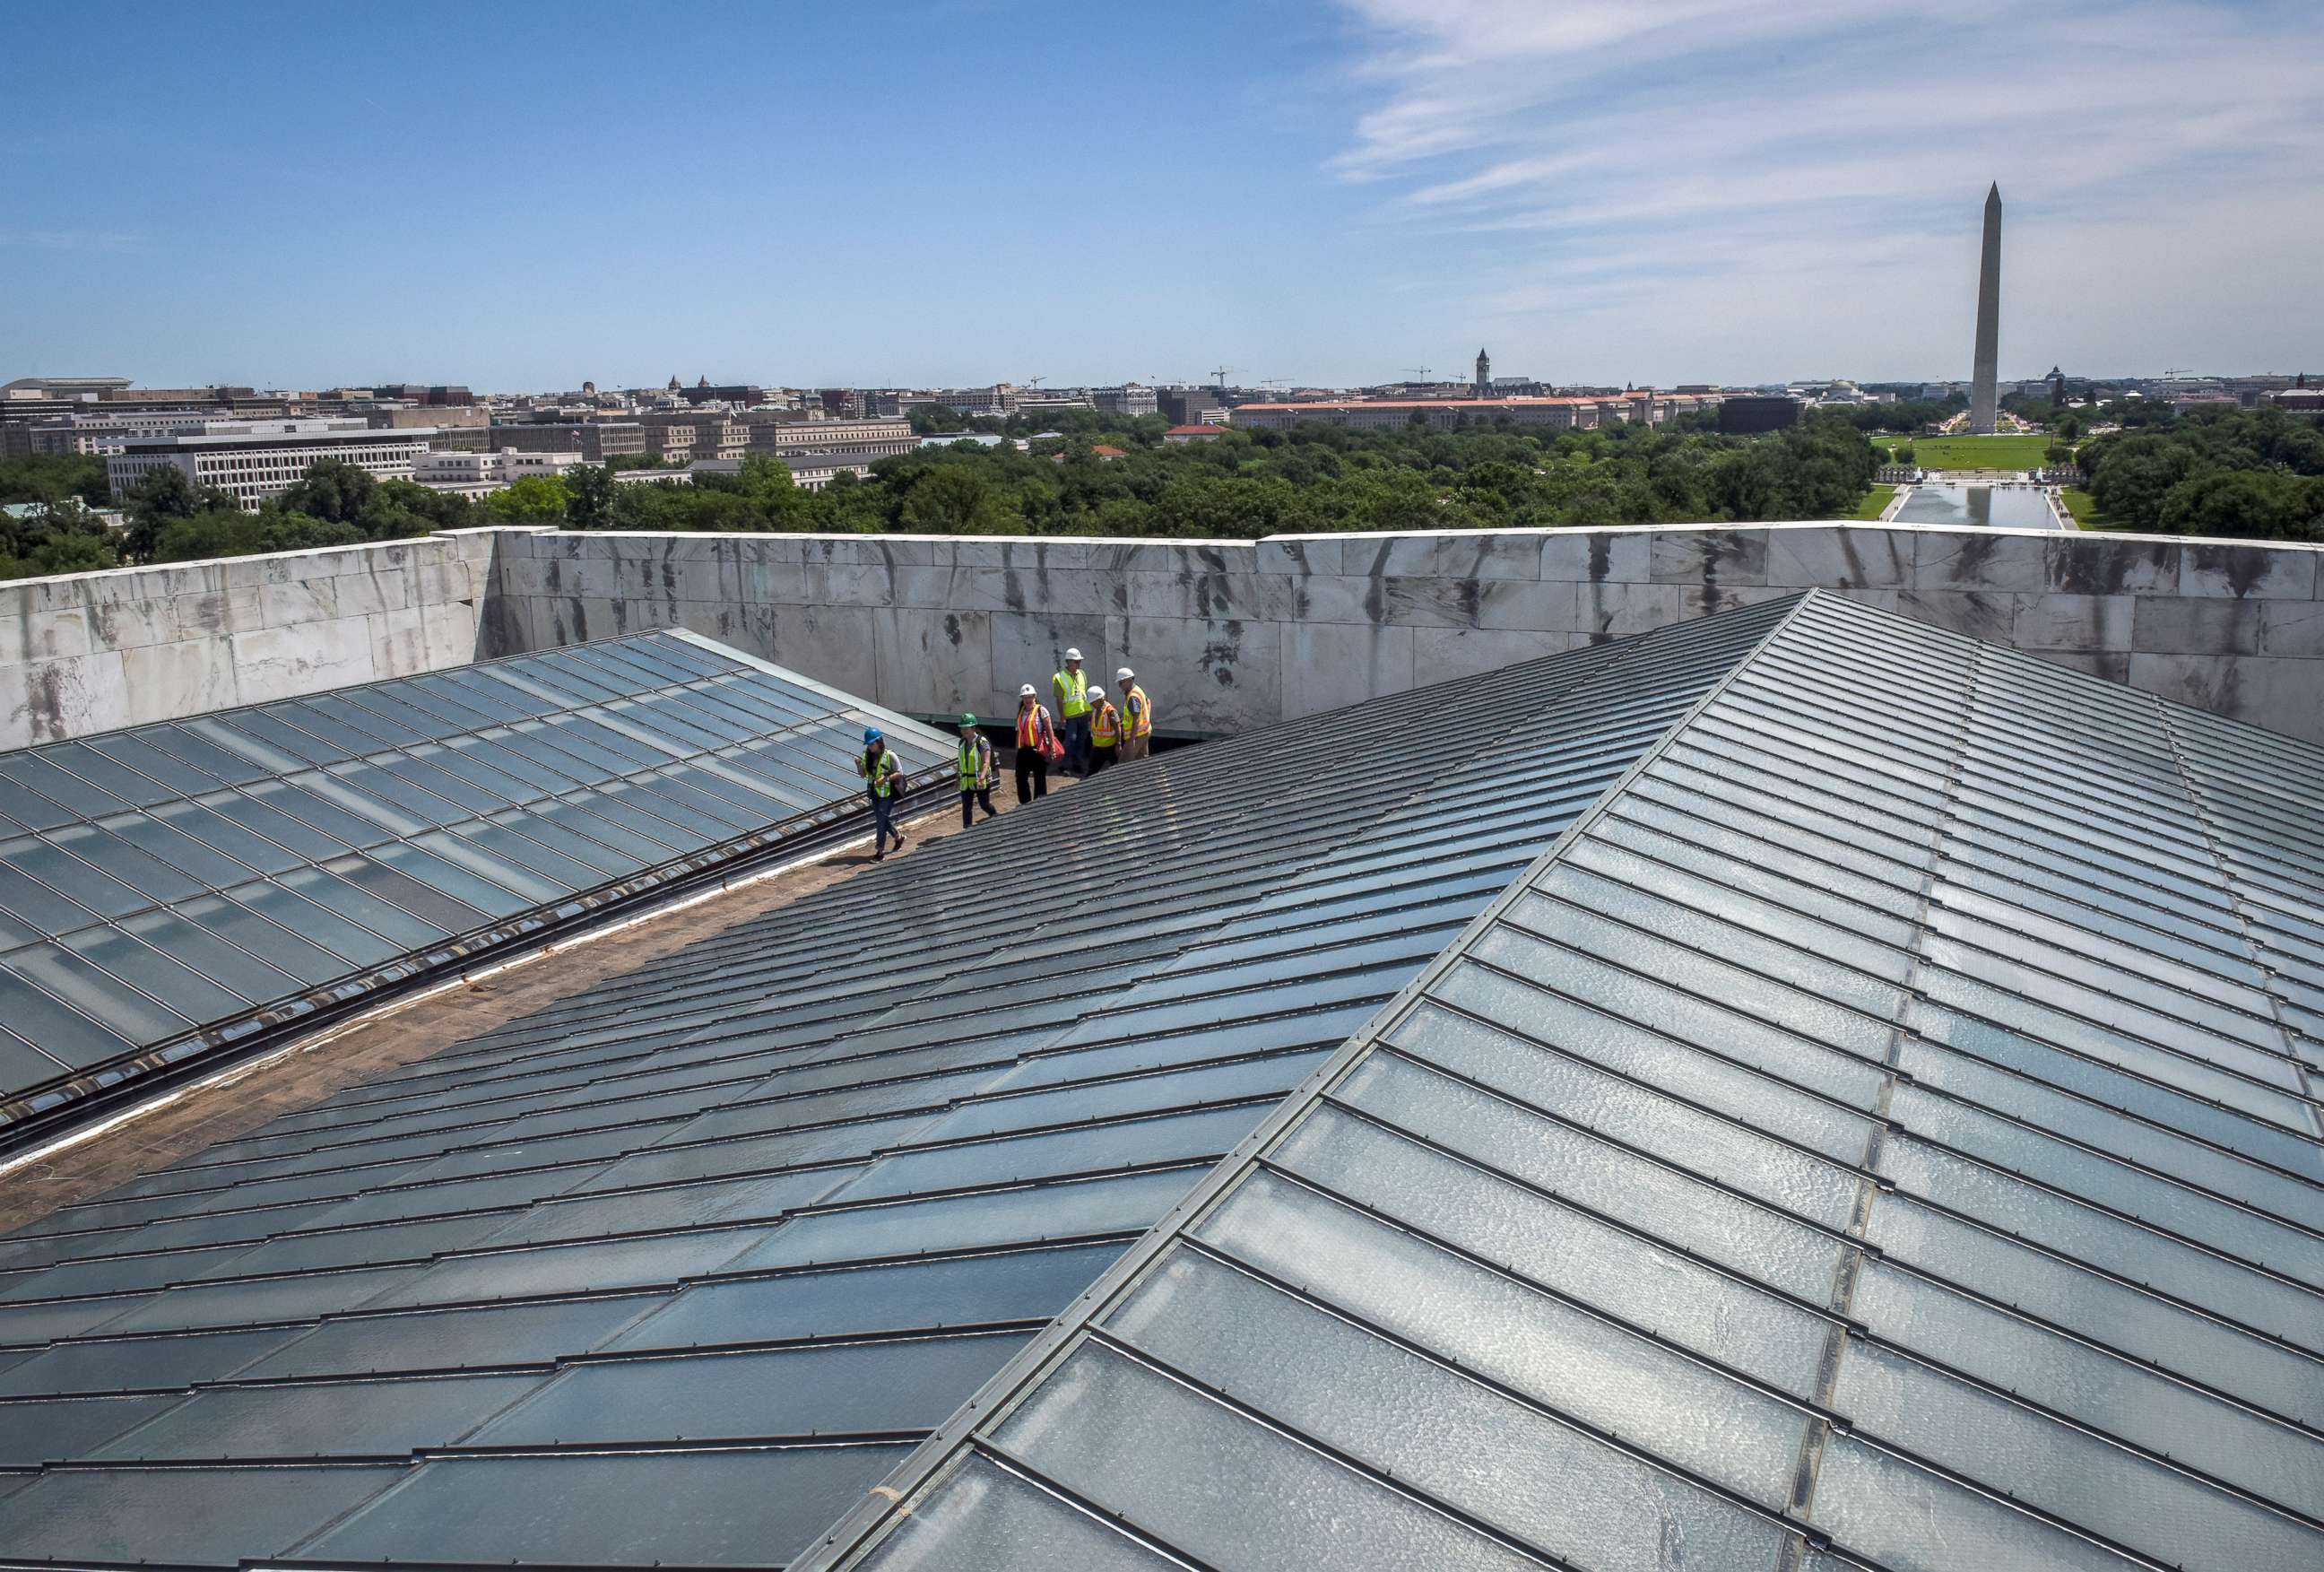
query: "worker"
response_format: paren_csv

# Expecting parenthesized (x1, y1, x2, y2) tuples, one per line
(1117, 666, 1152, 761)
(1052, 647, 1092, 774)
(855, 726, 906, 861)
(1087, 684, 1122, 774)
(956, 713, 998, 827)
(1013, 683, 1058, 803)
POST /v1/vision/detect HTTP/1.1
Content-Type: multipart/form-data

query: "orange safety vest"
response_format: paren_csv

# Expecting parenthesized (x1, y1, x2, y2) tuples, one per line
(1091, 701, 1122, 748)
(1123, 683, 1152, 738)
(1016, 702, 1055, 751)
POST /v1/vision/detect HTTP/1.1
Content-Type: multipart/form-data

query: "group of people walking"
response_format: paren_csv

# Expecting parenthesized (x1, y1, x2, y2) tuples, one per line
(854, 647, 1153, 859)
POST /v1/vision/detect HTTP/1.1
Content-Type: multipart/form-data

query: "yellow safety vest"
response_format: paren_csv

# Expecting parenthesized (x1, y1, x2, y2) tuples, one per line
(1092, 702, 1122, 748)
(956, 736, 993, 790)
(858, 748, 902, 798)
(1053, 667, 1089, 718)
(1124, 683, 1152, 738)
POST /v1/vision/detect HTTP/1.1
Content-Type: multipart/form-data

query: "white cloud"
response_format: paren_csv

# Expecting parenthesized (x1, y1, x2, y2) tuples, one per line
(1322, 0, 2324, 381)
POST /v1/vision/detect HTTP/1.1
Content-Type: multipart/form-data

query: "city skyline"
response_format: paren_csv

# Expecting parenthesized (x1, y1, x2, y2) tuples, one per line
(4, 1, 2321, 391)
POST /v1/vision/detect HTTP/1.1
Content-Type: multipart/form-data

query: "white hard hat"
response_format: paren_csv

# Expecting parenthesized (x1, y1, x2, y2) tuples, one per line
(1018, 683, 1036, 698)
(1115, 666, 1134, 682)
(1088, 684, 1106, 699)
(1063, 647, 1083, 661)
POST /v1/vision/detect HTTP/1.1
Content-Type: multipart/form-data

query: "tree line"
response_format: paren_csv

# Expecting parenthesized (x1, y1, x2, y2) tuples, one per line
(35, 401, 2324, 566)
(2078, 406, 2324, 539)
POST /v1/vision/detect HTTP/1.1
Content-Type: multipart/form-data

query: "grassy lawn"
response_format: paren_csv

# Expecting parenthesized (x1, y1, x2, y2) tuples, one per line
(2060, 487, 2106, 529)
(1853, 484, 1895, 520)
(1869, 434, 2053, 471)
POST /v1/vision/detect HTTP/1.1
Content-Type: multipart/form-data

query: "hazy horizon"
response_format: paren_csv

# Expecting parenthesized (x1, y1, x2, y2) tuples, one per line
(5, 0, 2320, 393)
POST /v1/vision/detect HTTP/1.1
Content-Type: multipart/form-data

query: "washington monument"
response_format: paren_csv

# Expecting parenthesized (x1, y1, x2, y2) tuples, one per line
(1970, 182, 2001, 434)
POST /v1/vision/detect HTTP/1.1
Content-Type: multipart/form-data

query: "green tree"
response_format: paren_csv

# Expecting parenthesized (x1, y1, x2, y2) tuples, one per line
(487, 474, 573, 523)
(275, 458, 378, 525)
(566, 465, 616, 530)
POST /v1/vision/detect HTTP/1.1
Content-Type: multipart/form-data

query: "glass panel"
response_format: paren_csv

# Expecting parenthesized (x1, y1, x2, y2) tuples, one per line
(220, 882, 400, 968)
(472, 1331, 1029, 1446)
(993, 1339, 1543, 1572)
(0, 961, 143, 1066)
(42, 825, 204, 904)
(1810, 1435, 2160, 1572)
(606, 1244, 1124, 1351)
(280, 865, 457, 948)
(1106, 1247, 1797, 1572)
(299, 1445, 914, 1568)
(731, 1168, 1199, 1272)
(56, 926, 252, 1020)
(117, 908, 305, 1002)
(37, 741, 178, 807)
(0, 754, 127, 817)
(1198, 1167, 1814, 1509)
(89, 1371, 542, 1462)
(289, 770, 430, 838)
(0, 769, 75, 830)
(240, 779, 384, 850)
(0, 853, 105, 934)
(859, 1451, 1180, 1572)
(398, 833, 562, 908)
(0, 835, 143, 919)
(95, 812, 259, 887)
(200, 786, 355, 861)
(172, 892, 353, 986)
(1833, 1341, 2318, 1571)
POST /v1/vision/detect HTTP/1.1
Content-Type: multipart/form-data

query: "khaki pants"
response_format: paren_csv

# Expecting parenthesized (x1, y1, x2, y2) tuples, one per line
(1121, 735, 1149, 761)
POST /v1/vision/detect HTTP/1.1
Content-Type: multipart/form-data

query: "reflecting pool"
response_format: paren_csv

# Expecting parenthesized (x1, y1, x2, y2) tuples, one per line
(1892, 483, 2059, 529)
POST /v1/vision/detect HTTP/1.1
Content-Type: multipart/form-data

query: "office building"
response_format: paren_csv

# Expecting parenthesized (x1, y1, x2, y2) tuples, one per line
(18, 409, 229, 456)
(1157, 386, 1223, 426)
(1718, 395, 1803, 434)
(106, 421, 434, 509)
(1232, 396, 1605, 433)
(412, 449, 584, 496)
(491, 422, 648, 464)
(1093, 384, 1158, 417)
(750, 417, 916, 484)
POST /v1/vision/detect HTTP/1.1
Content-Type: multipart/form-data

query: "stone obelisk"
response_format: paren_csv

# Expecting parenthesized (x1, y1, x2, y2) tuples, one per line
(1970, 182, 2001, 434)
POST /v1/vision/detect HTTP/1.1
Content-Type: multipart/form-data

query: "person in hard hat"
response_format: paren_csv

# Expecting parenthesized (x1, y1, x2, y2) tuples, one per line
(1052, 647, 1092, 775)
(1013, 683, 1058, 803)
(1087, 683, 1123, 775)
(956, 713, 998, 828)
(856, 726, 906, 860)
(1116, 666, 1152, 761)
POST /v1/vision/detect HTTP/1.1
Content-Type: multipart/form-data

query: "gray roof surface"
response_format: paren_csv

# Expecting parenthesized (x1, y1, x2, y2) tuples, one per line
(831, 592, 2324, 1572)
(0, 630, 950, 1136)
(4, 588, 2320, 1571)
(0, 596, 1787, 1568)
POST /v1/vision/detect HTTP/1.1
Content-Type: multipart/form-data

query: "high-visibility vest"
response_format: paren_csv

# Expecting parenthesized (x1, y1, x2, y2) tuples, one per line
(1091, 701, 1122, 748)
(1053, 667, 1089, 718)
(956, 735, 993, 791)
(1016, 702, 1054, 751)
(858, 747, 902, 798)
(1124, 683, 1152, 738)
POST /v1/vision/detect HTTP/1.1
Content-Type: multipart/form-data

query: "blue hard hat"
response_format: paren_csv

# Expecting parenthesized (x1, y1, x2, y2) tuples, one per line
(863, 727, 884, 744)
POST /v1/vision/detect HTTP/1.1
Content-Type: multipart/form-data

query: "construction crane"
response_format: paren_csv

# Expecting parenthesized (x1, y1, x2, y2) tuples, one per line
(1403, 366, 1435, 382)
(1026, 376, 1046, 389)
(1208, 365, 1239, 389)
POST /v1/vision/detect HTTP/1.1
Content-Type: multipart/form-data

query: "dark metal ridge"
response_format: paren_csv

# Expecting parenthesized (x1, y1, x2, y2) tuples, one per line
(0, 775, 950, 1162)
(791, 590, 1823, 1572)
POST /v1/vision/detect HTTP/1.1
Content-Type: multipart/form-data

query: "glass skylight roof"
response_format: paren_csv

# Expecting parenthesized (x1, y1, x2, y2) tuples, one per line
(0, 631, 949, 1133)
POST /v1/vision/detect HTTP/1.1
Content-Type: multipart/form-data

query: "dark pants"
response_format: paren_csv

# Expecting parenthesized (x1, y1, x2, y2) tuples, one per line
(1088, 745, 1114, 776)
(1016, 749, 1047, 803)
(960, 786, 995, 826)
(1063, 712, 1092, 774)
(868, 792, 900, 851)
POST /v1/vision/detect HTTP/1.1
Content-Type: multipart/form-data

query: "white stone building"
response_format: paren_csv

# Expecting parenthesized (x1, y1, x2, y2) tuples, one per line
(108, 422, 436, 510)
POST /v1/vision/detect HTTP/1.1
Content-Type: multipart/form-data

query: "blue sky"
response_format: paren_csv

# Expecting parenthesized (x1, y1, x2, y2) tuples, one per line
(4, 1, 2320, 392)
